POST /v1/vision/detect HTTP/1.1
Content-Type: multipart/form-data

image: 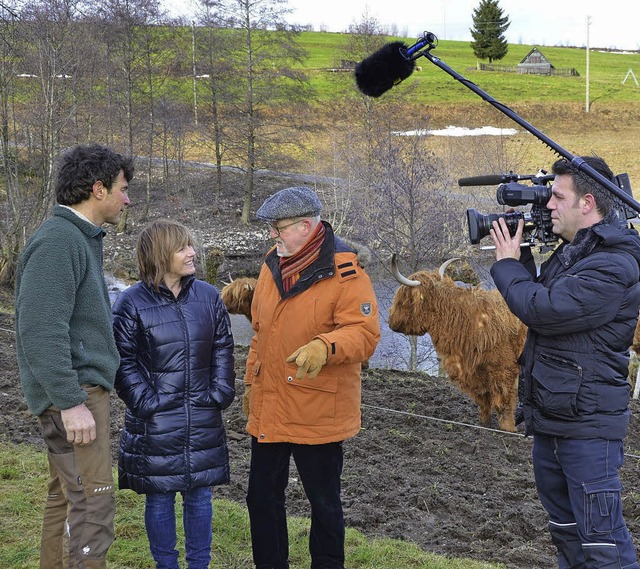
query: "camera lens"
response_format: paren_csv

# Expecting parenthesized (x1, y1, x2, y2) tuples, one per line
(466, 209, 523, 244)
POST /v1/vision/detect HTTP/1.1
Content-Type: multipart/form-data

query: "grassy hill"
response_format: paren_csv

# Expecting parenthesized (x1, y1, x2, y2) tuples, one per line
(298, 31, 640, 105)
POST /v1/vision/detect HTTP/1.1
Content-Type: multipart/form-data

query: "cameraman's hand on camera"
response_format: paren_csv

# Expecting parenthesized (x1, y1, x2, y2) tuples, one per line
(490, 216, 524, 261)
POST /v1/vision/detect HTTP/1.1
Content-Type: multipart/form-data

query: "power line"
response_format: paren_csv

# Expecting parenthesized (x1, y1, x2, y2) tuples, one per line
(362, 402, 523, 436)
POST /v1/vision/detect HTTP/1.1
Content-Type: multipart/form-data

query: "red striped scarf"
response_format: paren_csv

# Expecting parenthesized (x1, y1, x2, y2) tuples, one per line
(280, 222, 326, 293)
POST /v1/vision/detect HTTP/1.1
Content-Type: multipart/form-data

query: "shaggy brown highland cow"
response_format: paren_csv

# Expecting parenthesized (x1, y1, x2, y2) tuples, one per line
(388, 256, 527, 432)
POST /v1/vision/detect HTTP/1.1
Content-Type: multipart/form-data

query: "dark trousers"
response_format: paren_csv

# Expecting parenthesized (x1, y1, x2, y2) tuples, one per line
(246, 438, 345, 569)
(533, 435, 639, 569)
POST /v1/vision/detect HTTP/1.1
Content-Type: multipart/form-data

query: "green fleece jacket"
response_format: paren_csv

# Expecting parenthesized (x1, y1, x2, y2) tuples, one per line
(15, 205, 120, 416)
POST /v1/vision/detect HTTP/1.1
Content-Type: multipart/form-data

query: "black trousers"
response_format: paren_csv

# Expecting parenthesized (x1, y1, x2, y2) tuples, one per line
(246, 437, 345, 569)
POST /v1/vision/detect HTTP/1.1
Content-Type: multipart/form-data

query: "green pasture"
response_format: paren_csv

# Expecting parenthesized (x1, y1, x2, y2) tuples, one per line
(0, 440, 503, 569)
(293, 31, 640, 104)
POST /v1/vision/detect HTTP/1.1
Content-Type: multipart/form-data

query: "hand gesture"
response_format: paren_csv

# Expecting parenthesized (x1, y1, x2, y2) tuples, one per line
(286, 339, 328, 379)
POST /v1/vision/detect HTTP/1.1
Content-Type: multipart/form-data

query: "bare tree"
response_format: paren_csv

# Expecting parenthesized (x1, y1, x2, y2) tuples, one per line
(223, 0, 312, 224)
(96, 0, 147, 153)
(354, 124, 467, 371)
(327, 11, 412, 184)
(0, 0, 89, 283)
(0, 1, 24, 283)
(94, 0, 168, 221)
(156, 94, 195, 193)
(362, 128, 466, 270)
(193, 0, 240, 210)
(137, 10, 178, 217)
(345, 7, 387, 59)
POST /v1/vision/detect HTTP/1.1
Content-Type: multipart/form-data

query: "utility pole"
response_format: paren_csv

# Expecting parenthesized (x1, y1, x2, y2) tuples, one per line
(192, 21, 199, 126)
(442, 5, 447, 40)
(585, 16, 591, 113)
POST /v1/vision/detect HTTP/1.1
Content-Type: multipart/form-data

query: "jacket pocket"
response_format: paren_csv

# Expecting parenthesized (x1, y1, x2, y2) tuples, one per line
(124, 409, 146, 435)
(282, 364, 338, 426)
(191, 388, 219, 409)
(583, 476, 624, 535)
(532, 352, 583, 419)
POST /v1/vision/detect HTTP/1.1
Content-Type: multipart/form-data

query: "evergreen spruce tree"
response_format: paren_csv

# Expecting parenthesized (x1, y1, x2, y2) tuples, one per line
(470, 0, 510, 63)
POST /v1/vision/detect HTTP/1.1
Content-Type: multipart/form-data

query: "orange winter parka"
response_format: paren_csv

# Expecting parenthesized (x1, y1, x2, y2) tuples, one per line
(245, 222, 380, 445)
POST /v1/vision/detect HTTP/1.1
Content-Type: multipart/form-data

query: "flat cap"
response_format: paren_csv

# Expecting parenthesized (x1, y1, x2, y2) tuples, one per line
(256, 186, 322, 222)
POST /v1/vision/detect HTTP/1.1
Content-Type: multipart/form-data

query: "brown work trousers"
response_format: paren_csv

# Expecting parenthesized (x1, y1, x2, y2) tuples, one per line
(38, 385, 115, 569)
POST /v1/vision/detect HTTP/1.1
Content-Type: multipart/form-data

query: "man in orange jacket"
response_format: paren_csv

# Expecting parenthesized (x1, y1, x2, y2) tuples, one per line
(244, 186, 380, 569)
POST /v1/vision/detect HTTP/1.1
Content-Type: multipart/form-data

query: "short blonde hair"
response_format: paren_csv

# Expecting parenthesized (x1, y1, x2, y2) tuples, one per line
(136, 219, 195, 290)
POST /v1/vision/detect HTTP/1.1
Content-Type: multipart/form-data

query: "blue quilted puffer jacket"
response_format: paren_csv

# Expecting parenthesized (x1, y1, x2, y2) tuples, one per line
(112, 276, 235, 494)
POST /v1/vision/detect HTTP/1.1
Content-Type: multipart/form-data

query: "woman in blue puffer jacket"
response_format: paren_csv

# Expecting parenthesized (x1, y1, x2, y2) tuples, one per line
(112, 219, 235, 569)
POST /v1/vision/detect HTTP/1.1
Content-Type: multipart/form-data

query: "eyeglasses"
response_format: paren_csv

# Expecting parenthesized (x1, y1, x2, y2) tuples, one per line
(267, 219, 302, 236)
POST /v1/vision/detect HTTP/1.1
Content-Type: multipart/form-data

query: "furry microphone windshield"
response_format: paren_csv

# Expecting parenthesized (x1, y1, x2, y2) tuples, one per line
(354, 41, 416, 98)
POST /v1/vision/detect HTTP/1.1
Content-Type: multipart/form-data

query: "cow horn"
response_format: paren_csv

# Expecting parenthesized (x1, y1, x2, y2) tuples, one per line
(438, 257, 461, 278)
(391, 254, 421, 287)
(221, 272, 234, 287)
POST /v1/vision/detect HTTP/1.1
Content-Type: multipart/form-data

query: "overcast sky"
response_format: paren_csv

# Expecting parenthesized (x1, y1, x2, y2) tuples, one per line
(169, 0, 640, 51)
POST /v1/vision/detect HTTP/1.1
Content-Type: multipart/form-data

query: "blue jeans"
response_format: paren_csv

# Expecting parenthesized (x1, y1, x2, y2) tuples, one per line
(246, 438, 345, 569)
(533, 435, 639, 569)
(144, 486, 213, 569)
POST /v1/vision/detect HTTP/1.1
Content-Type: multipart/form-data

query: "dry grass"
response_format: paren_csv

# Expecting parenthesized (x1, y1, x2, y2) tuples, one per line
(300, 101, 640, 192)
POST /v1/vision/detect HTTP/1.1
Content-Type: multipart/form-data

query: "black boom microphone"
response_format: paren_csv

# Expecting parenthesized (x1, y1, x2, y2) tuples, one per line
(354, 41, 416, 98)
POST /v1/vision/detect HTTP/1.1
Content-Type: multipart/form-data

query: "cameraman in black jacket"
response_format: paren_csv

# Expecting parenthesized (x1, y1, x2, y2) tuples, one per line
(490, 156, 640, 569)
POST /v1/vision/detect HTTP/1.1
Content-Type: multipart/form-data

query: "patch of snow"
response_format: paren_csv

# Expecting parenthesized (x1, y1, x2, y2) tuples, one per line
(394, 126, 518, 137)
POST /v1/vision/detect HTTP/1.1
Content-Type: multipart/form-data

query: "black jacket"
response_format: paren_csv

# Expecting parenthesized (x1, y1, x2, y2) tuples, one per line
(491, 215, 640, 439)
(112, 276, 235, 493)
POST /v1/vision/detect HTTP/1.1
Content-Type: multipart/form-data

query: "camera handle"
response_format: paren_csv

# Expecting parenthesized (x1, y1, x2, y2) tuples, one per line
(405, 32, 640, 215)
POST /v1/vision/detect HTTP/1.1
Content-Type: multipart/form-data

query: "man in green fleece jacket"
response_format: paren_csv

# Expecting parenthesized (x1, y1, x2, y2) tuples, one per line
(15, 144, 134, 569)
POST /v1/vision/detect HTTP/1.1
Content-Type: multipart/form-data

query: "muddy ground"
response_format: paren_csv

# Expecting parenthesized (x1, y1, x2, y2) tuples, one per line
(4, 303, 640, 568)
(3, 167, 640, 568)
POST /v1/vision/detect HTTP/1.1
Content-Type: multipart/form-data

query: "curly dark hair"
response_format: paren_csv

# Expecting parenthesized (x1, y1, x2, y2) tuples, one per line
(55, 144, 135, 206)
(551, 155, 615, 215)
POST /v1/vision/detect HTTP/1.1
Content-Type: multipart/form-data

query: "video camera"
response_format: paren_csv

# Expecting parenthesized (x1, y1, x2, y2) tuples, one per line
(463, 170, 637, 252)
(464, 171, 556, 250)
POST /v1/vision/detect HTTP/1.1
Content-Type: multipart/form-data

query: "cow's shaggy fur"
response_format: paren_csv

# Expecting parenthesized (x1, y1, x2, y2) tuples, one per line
(388, 268, 527, 432)
(220, 277, 257, 322)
